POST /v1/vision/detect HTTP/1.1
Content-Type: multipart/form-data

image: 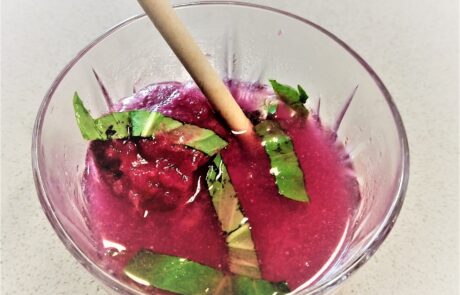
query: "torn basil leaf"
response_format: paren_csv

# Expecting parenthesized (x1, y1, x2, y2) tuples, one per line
(73, 92, 101, 140)
(171, 125, 228, 157)
(73, 92, 227, 156)
(269, 80, 308, 115)
(124, 250, 225, 295)
(94, 112, 131, 140)
(207, 155, 261, 279)
(129, 110, 183, 137)
(233, 275, 290, 295)
(124, 250, 289, 295)
(255, 120, 309, 202)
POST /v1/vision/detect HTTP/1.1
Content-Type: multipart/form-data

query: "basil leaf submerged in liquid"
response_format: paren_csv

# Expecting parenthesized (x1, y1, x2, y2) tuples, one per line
(124, 250, 289, 295)
(124, 250, 226, 295)
(207, 154, 262, 279)
(232, 276, 290, 295)
(255, 120, 309, 202)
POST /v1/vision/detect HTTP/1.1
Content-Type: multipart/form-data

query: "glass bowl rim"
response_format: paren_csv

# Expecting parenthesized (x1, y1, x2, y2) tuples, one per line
(31, 1, 410, 294)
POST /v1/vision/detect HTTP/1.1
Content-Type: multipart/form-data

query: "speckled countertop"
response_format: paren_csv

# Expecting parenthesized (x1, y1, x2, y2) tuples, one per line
(1, 0, 458, 294)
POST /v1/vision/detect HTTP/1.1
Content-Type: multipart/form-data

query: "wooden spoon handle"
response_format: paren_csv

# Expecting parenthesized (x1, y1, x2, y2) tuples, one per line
(138, 0, 254, 134)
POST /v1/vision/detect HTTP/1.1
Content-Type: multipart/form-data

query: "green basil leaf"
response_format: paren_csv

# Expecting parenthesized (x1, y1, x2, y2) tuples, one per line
(124, 251, 289, 295)
(207, 155, 261, 279)
(73, 94, 227, 156)
(269, 80, 308, 115)
(255, 120, 309, 202)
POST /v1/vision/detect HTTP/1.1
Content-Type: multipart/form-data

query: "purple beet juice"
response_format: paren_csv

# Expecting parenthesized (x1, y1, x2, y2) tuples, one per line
(83, 80, 359, 292)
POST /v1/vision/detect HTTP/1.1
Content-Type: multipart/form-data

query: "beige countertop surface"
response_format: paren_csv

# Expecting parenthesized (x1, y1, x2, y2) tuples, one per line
(1, 0, 458, 294)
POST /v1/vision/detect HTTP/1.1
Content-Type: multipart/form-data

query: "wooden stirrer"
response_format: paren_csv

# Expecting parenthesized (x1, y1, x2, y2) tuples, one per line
(138, 0, 254, 136)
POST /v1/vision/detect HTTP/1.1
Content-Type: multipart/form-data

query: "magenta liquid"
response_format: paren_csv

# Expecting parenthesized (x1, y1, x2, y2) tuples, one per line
(84, 81, 360, 291)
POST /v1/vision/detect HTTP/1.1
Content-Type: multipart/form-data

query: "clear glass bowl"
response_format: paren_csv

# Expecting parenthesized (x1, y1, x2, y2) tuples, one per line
(32, 2, 409, 294)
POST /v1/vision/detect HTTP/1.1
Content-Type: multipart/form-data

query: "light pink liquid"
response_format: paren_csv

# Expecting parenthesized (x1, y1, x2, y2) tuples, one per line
(84, 81, 359, 291)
